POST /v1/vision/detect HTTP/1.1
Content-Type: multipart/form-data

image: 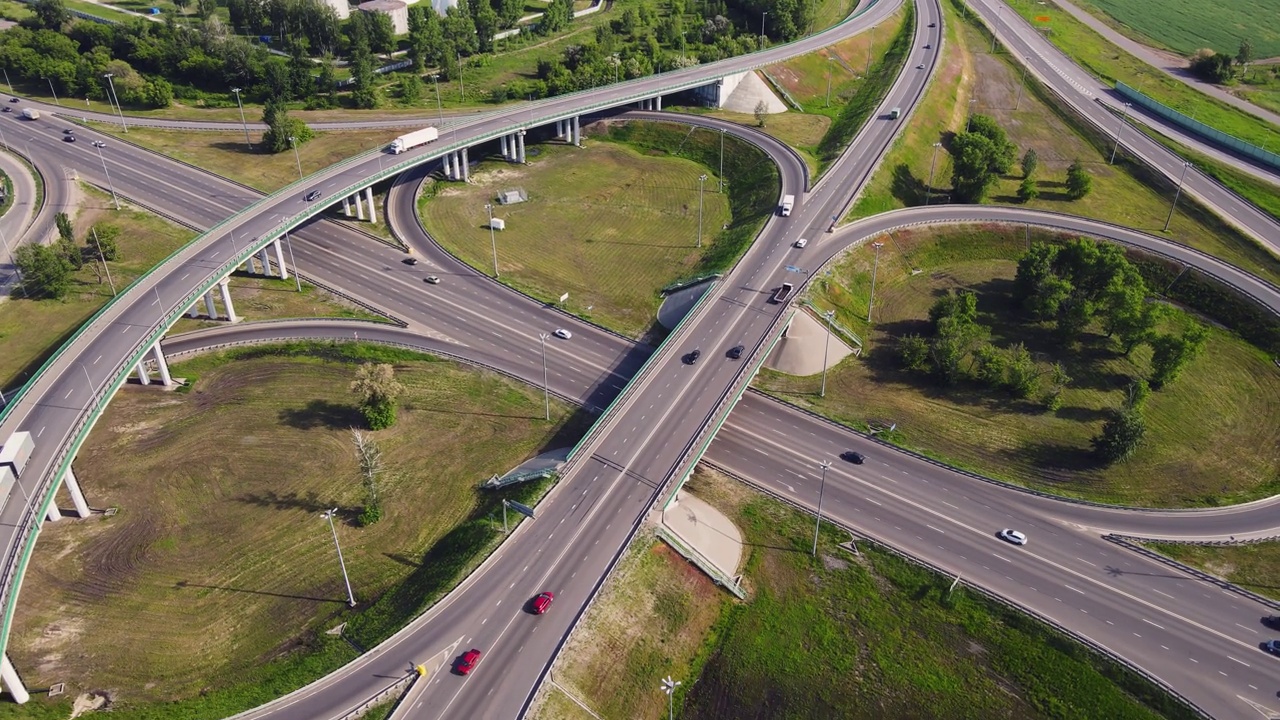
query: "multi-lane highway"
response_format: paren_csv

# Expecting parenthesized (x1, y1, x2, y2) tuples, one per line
(1, 0, 1279, 716)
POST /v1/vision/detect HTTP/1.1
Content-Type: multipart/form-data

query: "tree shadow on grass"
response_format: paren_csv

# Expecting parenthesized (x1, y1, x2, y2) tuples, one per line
(279, 400, 363, 430)
(1052, 405, 1113, 423)
(889, 162, 926, 206)
(234, 489, 354, 517)
(1009, 440, 1099, 475)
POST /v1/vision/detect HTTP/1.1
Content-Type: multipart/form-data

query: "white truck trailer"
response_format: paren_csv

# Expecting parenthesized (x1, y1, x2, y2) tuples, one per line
(389, 127, 439, 154)
(779, 194, 795, 217)
(0, 431, 34, 477)
(20, 108, 39, 120)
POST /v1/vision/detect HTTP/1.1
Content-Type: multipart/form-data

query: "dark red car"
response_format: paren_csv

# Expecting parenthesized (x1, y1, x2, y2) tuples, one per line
(532, 591, 555, 614)
(456, 648, 482, 675)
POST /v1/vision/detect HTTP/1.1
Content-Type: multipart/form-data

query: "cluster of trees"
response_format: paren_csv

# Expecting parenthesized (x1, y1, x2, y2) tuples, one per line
(896, 238, 1209, 465)
(950, 115, 1092, 204)
(1013, 239, 1208, 462)
(898, 289, 1070, 407)
(14, 213, 120, 299)
(1187, 38, 1262, 83)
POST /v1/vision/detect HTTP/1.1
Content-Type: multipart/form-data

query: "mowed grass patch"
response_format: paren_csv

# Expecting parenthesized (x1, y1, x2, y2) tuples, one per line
(669, 470, 1185, 719)
(9, 343, 581, 710)
(0, 186, 194, 390)
(93, 125, 398, 193)
(759, 226, 1280, 507)
(167, 275, 388, 336)
(1003, 0, 1280, 149)
(767, 5, 908, 111)
(852, 0, 1280, 285)
(1144, 541, 1280, 602)
(421, 136, 737, 337)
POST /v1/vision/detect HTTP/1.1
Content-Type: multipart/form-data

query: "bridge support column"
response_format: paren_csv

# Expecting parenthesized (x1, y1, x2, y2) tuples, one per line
(203, 291, 217, 319)
(517, 132, 526, 163)
(354, 191, 366, 220)
(259, 247, 274, 277)
(654, 95, 661, 111)
(242, 255, 256, 275)
(572, 116, 581, 146)
(343, 195, 353, 217)
(218, 279, 238, 323)
(135, 361, 151, 386)
(63, 467, 90, 518)
(273, 239, 289, 280)
(1, 654, 28, 704)
(500, 134, 510, 159)
(461, 148, 470, 181)
(151, 343, 173, 386)
(365, 187, 377, 223)
(45, 502, 61, 522)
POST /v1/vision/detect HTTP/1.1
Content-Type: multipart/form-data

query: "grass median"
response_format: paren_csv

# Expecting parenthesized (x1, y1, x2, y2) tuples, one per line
(1142, 541, 1280, 603)
(8, 341, 584, 716)
(757, 225, 1280, 507)
(421, 122, 777, 338)
(535, 467, 1191, 720)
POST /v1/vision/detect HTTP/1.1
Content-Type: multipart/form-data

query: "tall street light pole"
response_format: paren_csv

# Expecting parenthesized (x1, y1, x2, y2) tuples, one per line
(1013, 58, 1030, 110)
(284, 231, 302, 292)
(231, 87, 252, 150)
(820, 309, 835, 397)
(288, 135, 302, 180)
(696, 174, 707, 248)
(966, 98, 977, 132)
(825, 56, 834, 108)
(43, 77, 59, 106)
(867, 241, 884, 322)
(321, 508, 357, 607)
(718, 128, 725, 192)
(866, 26, 874, 74)
(539, 332, 550, 421)
(925, 141, 941, 206)
(103, 73, 127, 132)
(1163, 162, 1192, 232)
(661, 676, 681, 720)
(90, 227, 117, 295)
(812, 460, 831, 556)
(760, 11, 768, 47)
(1109, 102, 1131, 164)
(90, 141, 120, 210)
(485, 203, 499, 277)
(432, 74, 444, 124)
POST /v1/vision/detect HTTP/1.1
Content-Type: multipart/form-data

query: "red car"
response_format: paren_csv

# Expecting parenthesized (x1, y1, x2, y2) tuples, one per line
(532, 591, 555, 614)
(456, 648, 482, 675)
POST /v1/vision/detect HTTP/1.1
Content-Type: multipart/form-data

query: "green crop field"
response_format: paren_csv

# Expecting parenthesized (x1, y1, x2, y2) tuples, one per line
(1075, 0, 1280, 58)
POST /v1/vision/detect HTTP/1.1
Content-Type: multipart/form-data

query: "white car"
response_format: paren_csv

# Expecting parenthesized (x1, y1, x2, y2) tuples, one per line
(553, 328, 572, 340)
(794, 238, 808, 248)
(997, 529, 1028, 546)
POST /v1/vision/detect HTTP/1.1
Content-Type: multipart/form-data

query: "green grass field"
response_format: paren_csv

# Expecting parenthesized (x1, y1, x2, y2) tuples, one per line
(851, 0, 1280, 286)
(94, 125, 398, 194)
(1072, 0, 1280, 58)
(166, 275, 388, 336)
(757, 225, 1280, 507)
(537, 468, 1192, 720)
(1144, 541, 1280, 602)
(1003, 0, 1280, 150)
(8, 342, 580, 715)
(421, 122, 780, 338)
(0, 186, 194, 391)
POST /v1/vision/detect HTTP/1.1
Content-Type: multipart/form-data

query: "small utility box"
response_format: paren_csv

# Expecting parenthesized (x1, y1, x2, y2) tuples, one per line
(489, 218, 506, 231)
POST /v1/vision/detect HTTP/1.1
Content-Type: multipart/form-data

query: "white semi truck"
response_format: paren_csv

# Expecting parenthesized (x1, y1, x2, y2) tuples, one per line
(20, 108, 39, 120)
(779, 194, 795, 216)
(389, 127, 439, 154)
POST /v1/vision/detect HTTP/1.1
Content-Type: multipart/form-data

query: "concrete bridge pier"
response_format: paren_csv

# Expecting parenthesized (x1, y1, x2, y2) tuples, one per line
(134, 360, 151, 386)
(500, 133, 510, 160)
(258, 247, 275, 277)
(151, 342, 173, 386)
(273, 239, 289, 279)
(2, 653, 28, 703)
(203, 291, 217, 318)
(571, 115, 581, 146)
(218, 278, 239, 323)
(364, 187, 377, 224)
(343, 194, 353, 217)
(554, 119, 565, 141)
(460, 148, 470, 181)
(241, 255, 257, 274)
(517, 130, 526, 163)
(354, 190, 366, 220)
(63, 467, 91, 517)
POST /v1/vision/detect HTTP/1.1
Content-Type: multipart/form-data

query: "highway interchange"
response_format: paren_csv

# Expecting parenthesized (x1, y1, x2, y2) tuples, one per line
(0, 0, 1279, 716)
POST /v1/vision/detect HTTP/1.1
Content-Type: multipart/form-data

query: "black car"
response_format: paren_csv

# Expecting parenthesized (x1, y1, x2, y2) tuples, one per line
(403, 257, 419, 266)
(728, 345, 745, 359)
(1264, 616, 1280, 629)
(63, 135, 75, 143)
(1, 107, 10, 113)
(7, 97, 17, 103)
(1265, 640, 1280, 656)
(63, 128, 74, 134)
(684, 349, 702, 364)
(840, 451, 865, 464)
(305, 190, 321, 202)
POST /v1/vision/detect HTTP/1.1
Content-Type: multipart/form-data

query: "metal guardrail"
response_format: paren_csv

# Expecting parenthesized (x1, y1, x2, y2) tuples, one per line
(801, 300, 864, 346)
(336, 672, 416, 720)
(1105, 534, 1280, 612)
